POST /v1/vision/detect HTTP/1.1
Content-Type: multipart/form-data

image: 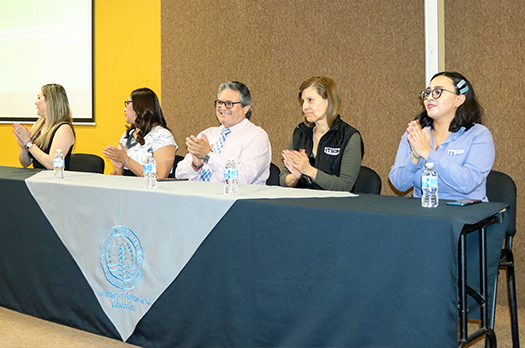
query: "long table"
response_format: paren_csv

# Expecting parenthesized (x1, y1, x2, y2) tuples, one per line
(0, 166, 508, 348)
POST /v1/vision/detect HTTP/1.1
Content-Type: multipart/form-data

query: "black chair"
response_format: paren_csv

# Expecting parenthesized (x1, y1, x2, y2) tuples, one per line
(69, 153, 105, 174)
(169, 155, 185, 178)
(486, 170, 519, 348)
(266, 163, 280, 186)
(352, 166, 381, 194)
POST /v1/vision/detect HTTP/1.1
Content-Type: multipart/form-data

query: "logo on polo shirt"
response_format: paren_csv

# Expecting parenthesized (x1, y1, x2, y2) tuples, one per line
(447, 148, 466, 155)
(100, 226, 144, 290)
(324, 147, 340, 156)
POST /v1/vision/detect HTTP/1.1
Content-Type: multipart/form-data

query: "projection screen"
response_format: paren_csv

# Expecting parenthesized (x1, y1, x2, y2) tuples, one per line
(0, 0, 93, 123)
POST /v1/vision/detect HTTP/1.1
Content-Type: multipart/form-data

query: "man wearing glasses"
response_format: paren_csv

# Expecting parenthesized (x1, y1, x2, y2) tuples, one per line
(176, 81, 271, 184)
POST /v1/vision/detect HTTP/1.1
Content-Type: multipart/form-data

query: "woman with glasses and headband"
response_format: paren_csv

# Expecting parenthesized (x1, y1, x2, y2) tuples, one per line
(389, 71, 494, 201)
(103, 88, 177, 178)
(13, 83, 76, 170)
(279, 76, 364, 191)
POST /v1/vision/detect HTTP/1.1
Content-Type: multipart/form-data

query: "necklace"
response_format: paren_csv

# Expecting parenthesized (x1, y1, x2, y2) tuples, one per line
(432, 129, 448, 150)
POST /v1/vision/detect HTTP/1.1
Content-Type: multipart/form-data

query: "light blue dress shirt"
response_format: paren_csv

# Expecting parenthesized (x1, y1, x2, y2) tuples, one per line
(389, 123, 495, 201)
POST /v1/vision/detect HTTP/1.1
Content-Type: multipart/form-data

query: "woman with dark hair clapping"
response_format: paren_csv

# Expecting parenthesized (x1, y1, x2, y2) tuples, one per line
(103, 88, 177, 178)
(389, 72, 494, 201)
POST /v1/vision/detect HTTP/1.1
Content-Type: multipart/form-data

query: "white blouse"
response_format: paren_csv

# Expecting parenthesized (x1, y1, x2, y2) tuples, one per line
(119, 126, 177, 169)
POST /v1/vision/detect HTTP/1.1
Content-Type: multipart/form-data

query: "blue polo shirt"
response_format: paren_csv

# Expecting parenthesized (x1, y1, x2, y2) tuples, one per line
(389, 123, 495, 201)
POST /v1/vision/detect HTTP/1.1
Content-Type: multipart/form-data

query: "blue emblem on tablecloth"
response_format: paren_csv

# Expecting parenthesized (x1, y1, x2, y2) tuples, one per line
(100, 226, 144, 290)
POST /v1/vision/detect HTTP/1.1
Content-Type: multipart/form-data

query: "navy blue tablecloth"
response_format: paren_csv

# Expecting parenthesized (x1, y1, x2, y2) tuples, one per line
(0, 166, 508, 348)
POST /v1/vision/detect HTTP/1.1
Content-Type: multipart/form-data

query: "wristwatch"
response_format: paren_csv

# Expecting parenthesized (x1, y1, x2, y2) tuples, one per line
(25, 139, 34, 150)
(203, 151, 212, 164)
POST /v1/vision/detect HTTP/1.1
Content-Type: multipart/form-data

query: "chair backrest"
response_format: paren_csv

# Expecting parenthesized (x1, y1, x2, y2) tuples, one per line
(169, 155, 185, 178)
(266, 163, 281, 186)
(352, 166, 381, 194)
(486, 170, 517, 237)
(69, 153, 105, 174)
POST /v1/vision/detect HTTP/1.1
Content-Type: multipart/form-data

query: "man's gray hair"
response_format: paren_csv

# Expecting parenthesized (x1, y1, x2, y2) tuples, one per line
(217, 81, 252, 119)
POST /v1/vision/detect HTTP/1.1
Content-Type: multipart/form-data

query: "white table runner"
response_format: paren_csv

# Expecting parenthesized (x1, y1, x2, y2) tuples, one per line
(25, 170, 354, 340)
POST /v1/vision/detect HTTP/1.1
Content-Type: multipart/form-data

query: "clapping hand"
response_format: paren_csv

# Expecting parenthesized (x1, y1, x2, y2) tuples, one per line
(407, 120, 431, 160)
(283, 149, 316, 178)
(13, 123, 31, 148)
(103, 143, 128, 168)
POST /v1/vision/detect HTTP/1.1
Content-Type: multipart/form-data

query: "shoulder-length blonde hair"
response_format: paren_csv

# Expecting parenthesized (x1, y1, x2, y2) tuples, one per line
(298, 76, 342, 128)
(30, 84, 74, 149)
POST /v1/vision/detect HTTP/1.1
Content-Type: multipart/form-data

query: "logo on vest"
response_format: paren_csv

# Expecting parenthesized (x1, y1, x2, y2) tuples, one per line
(447, 148, 466, 155)
(324, 147, 340, 156)
(100, 226, 144, 290)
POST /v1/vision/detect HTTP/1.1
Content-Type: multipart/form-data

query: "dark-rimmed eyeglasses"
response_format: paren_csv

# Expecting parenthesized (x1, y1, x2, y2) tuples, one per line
(124, 100, 132, 107)
(214, 100, 242, 109)
(420, 88, 458, 100)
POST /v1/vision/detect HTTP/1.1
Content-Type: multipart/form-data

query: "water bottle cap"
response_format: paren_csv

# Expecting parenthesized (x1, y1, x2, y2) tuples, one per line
(56, 149, 62, 153)
(426, 162, 434, 168)
(228, 157, 235, 161)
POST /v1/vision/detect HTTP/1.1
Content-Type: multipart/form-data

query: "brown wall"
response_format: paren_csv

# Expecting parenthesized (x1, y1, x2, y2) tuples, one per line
(162, 0, 525, 309)
(161, 0, 425, 193)
(445, 1, 525, 307)
(162, 0, 524, 310)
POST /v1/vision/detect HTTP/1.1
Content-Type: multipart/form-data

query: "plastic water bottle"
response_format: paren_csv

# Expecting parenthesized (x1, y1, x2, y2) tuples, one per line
(53, 149, 65, 180)
(224, 157, 238, 194)
(143, 151, 157, 188)
(421, 162, 438, 208)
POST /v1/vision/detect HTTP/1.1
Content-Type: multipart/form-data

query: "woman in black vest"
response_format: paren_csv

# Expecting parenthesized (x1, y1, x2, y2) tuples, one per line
(13, 84, 75, 170)
(279, 76, 364, 191)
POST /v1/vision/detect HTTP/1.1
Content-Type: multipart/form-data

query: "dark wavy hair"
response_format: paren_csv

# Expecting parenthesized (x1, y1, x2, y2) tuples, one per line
(417, 72, 483, 132)
(125, 88, 169, 145)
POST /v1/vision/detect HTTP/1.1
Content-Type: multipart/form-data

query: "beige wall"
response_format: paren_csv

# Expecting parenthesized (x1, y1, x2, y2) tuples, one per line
(445, 0, 525, 307)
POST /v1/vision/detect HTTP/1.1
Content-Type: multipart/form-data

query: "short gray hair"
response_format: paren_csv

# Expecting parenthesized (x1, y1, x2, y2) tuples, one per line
(217, 81, 252, 119)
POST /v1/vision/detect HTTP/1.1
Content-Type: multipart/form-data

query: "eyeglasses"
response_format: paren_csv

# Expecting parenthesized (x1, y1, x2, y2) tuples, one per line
(214, 100, 242, 109)
(124, 100, 132, 107)
(420, 88, 458, 100)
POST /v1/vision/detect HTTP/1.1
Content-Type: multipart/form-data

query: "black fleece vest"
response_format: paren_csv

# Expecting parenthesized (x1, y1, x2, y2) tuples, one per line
(292, 115, 364, 190)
